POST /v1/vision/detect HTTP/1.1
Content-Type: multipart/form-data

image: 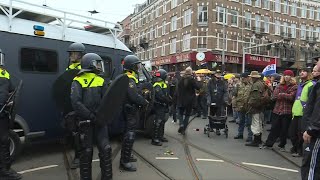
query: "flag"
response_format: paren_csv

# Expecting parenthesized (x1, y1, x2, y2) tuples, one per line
(262, 59, 276, 76)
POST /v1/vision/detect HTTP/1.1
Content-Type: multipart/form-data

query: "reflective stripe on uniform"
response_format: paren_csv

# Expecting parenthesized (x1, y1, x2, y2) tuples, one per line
(308, 138, 320, 180)
(0, 69, 10, 79)
(66, 62, 81, 70)
(73, 72, 104, 88)
(126, 71, 138, 84)
(153, 81, 167, 88)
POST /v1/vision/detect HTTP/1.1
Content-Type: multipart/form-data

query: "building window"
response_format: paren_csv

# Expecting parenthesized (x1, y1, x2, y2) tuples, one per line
(20, 48, 58, 72)
(162, 21, 166, 35)
(283, 0, 288, 14)
(308, 26, 314, 38)
(183, 34, 191, 51)
(310, 7, 315, 19)
(217, 7, 227, 24)
(244, 12, 251, 29)
(198, 6, 208, 25)
(184, 9, 192, 27)
(255, 0, 261, 7)
(301, 24, 306, 39)
(302, 5, 307, 18)
(163, 2, 166, 13)
(155, 25, 158, 38)
(245, 0, 251, 5)
(197, 31, 207, 49)
(317, 8, 320, 20)
(171, 0, 177, 9)
(171, 16, 177, 31)
(230, 10, 238, 26)
(216, 33, 226, 50)
(275, 0, 281, 12)
(291, 24, 296, 38)
(263, 0, 270, 9)
(264, 16, 269, 33)
(161, 41, 165, 56)
(316, 27, 320, 40)
(275, 20, 280, 35)
(149, 27, 153, 40)
(231, 37, 238, 52)
(156, 8, 159, 17)
(283, 22, 288, 34)
(255, 15, 261, 29)
(170, 38, 177, 54)
(291, 3, 297, 16)
(154, 44, 157, 58)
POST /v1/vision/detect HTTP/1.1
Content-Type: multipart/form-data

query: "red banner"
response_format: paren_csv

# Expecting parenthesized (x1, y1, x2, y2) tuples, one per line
(189, 52, 242, 64)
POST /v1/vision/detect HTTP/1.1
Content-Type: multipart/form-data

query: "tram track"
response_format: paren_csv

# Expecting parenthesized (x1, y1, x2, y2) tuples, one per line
(165, 116, 280, 180)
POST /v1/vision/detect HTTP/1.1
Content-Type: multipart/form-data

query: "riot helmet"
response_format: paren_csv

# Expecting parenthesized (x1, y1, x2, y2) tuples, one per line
(68, 42, 85, 63)
(0, 49, 4, 66)
(155, 69, 168, 81)
(80, 53, 104, 73)
(123, 55, 141, 73)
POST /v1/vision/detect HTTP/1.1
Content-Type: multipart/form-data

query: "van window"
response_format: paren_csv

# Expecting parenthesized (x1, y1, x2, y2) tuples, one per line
(100, 56, 112, 78)
(20, 48, 58, 72)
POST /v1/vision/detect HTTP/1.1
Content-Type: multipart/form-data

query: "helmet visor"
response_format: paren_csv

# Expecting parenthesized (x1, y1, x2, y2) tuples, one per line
(92, 60, 105, 73)
(0, 52, 4, 66)
(69, 52, 82, 63)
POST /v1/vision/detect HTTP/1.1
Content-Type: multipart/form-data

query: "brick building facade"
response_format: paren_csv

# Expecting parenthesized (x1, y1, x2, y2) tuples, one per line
(126, 0, 320, 73)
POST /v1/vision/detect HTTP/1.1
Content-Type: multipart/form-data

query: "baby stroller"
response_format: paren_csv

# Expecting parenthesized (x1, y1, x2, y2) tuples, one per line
(203, 104, 228, 138)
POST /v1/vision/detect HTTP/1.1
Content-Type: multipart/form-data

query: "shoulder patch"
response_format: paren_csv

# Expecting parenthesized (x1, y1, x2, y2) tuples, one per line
(129, 81, 134, 88)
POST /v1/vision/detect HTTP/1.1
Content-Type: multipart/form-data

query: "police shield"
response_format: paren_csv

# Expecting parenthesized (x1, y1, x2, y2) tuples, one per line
(9, 80, 23, 123)
(52, 69, 79, 113)
(95, 74, 129, 125)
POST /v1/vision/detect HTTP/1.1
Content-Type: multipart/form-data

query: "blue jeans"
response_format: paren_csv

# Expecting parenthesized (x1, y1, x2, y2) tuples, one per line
(233, 108, 239, 121)
(237, 112, 253, 138)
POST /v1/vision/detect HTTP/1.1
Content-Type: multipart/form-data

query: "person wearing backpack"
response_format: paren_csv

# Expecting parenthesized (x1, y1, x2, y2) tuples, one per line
(289, 67, 314, 157)
(261, 70, 297, 151)
(234, 72, 253, 142)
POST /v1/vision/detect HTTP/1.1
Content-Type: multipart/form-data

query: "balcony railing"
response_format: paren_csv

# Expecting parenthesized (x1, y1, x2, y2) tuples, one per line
(251, 26, 265, 34)
(306, 36, 317, 45)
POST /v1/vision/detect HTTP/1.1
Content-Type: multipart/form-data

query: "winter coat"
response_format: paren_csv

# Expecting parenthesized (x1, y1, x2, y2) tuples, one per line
(247, 80, 264, 114)
(176, 75, 199, 108)
(272, 83, 297, 115)
(206, 78, 228, 106)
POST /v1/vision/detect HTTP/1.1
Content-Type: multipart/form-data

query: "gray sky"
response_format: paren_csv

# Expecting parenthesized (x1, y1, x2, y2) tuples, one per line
(20, 0, 146, 23)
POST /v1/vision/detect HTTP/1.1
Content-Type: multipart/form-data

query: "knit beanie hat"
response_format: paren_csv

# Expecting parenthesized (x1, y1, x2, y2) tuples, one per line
(283, 70, 294, 77)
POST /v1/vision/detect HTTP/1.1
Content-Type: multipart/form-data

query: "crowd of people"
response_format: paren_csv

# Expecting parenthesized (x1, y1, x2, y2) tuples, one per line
(167, 59, 320, 180)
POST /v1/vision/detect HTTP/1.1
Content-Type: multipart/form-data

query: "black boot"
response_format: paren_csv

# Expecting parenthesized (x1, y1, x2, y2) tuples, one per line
(130, 154, 137, 162)
(245, 134, 260, 147)
(120, 132, 136, 172)
(99, 145, 112, 180)
(79, 148, 93, 180)
(0, 140, 22, 180)
(159, 123, 168, 142)
(151, 119, 162, 146)
(70, 150, 80, 169)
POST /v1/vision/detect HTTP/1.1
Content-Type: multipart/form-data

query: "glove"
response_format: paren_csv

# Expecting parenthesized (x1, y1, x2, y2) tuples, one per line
(89, 112, 96, 121)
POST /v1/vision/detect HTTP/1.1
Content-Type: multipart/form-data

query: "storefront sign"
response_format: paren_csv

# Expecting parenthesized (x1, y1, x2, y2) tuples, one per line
(151, 53, 190, 66)
(245, 54, 278, 66)
(189, 52, 242, 64)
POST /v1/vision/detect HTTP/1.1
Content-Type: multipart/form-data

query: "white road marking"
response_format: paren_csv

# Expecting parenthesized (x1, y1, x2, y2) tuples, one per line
(242, 162, 299, 173)
(155, 157, 179, 160)
(18, 165, 59, 174)
(92, 159, 100, 162)
(196, 158, 224, 162)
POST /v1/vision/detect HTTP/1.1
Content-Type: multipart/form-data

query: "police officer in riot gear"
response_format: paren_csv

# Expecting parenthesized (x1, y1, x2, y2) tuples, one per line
(65, 42, 86, 169)
(0, 49, 21, 180)
(70, 53, 112, 180)
(66, 42, 85, 70)
(151, 69, 171, 146)
(120, 55, 148, 171)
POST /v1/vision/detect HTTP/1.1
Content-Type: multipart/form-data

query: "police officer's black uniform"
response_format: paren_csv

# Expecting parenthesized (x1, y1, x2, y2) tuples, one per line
(120, 55, 148, 171)
(0, 49, 21, 180)
(65, 42, 86, 169)
(70, 53, 112, 180)
(151, 69, 171, 146)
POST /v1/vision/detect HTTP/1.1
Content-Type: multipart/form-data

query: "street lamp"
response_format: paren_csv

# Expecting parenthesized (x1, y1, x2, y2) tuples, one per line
(242, 41, 283, 73)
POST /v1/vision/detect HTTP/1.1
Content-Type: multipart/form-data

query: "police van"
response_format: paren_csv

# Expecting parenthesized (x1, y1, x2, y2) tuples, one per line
(0, 0, 154, 158)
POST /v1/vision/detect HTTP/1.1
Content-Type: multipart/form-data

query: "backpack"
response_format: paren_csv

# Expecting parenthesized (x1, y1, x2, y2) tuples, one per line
(260, 83, 273, 107)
